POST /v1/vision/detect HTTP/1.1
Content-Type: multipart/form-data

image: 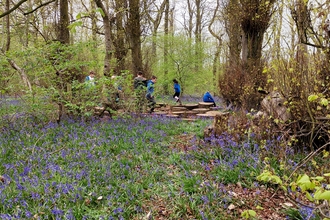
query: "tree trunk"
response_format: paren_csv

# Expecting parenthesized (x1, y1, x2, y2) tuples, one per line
(144, 0, 166, 60)
(240, 0, 275, 63)
(240, 0, 275, 108)
(114, 0, 128, 75)
(5, 0, 11, 51)
(291, 0, 309, 98)
(163, 0, 169, 94)
(208, 0, 223, 94)
(273, 0, 283, 60)
(90, 0, 97, 43)
(95, 0, 114, 77)
(226, 0, 241, 66)
(58, 0, 70, 44)
(128, 0, 143, 73)
(194, 0, 203, 72)
(186, 0, 193, 39)
(56, 0, 70, 122)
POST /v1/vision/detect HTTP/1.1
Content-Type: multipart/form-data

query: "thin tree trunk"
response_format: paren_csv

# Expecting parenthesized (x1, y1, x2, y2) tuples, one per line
(292, 0, 308, 98)
(95, 0, 114, 76)
(194, 0, 202, 72)
(90, 0, 97, 43)
(5, 0, 10, 51)
(274, 0, 283, 60)
(164, 0, 169, 94)
(186, 0, 193, 39)
(144, 0, 166, 60)
(58, 0, 70, 44)
(208, 0, 223, 93)
(57, 0, 70, 122)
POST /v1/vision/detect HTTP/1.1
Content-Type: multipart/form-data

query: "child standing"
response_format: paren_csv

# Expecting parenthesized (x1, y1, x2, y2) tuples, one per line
(173, 79, 182, 105)
(85, 71, 96, 87)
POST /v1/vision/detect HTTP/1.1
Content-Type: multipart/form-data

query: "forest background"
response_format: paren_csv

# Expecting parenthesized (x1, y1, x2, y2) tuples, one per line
(0, 0, 330, 148)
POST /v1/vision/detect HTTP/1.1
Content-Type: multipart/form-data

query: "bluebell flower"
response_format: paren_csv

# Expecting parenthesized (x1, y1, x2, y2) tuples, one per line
(25, 211, 33, 218)
(31, 192, 40, 200)
(201, 195, 209, 204)
(51, 207, 64, 216)
(0, 213, 12, 220)
(113, 207, 124, 214)
(16, 183, 25, 191)
(299, 205, 315, 220)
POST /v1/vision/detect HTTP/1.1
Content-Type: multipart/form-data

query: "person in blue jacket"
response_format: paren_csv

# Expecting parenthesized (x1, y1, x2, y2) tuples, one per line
(203, 91, 216, 107)
(85, 71, 96, 87)
(173, 79, 182, 105)
(146, 75, 157, 113)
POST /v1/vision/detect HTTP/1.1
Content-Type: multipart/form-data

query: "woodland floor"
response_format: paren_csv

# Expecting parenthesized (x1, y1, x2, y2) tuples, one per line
(157, 134, 300, 220)
(98, 105, 303, 219)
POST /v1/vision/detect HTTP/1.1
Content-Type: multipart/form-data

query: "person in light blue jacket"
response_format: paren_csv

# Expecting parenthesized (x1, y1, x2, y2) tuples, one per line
(203, 91, 216, 107)
(146, 75, 157, 113)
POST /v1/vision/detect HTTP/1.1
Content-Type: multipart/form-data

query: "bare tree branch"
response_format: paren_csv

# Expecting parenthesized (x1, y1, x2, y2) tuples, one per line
(0, 0, 28, 18)
(23, 0, 56, 16)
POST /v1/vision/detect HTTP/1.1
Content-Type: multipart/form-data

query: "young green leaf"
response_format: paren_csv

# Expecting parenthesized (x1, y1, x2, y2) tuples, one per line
(308, 94, 318, 102)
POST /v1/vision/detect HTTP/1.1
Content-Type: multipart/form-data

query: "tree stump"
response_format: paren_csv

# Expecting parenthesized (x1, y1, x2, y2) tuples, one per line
(204, 112, 230, 139)
(205, 111, 223, 116)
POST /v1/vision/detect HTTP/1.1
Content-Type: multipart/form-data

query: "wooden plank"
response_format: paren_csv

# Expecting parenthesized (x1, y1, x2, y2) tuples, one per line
(171, 106, 187, 111)
(184, 103, 199, 110)
(196, 113, 214, 118)
(166, 114, 179, 118)
(192, 108, 209, 113)
(198, 102, 214, 108)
